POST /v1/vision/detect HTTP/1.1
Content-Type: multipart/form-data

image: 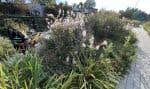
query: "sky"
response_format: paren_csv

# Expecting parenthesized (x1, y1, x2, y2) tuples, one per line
(1, 0, 150, 14)
(56, 0, 150, 14)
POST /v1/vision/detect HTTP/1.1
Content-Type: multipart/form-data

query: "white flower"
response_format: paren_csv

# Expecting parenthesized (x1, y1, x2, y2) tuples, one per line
(73, 58, 76, 64)
(66, 56, 70, 62)
(82, 43, 86, 47)
(82, 30, 87, 37)
(89, 36, 94, 45)
(95, 45, 100, 50)
(101, 40, 108, 46)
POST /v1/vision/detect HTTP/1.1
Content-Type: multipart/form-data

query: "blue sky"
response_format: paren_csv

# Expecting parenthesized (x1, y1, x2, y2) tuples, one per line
(56, 0, 150, 14)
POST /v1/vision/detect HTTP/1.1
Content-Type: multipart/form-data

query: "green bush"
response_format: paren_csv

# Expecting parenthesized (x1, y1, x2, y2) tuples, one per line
(0, 37, 15, 60)
(0, 3, 28, 16)
(86, 10, 128, 43)
(106, 33, 136, 76)
(85, 10, 137, 75)
(39, 26, 83, 74)
(0, 19, 8, 37)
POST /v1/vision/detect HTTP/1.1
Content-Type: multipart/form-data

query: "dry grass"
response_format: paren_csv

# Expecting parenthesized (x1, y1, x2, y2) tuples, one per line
(143, 21, 150, 34)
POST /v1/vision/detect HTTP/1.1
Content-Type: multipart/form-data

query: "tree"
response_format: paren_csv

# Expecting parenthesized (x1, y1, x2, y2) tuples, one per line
(120, 7, 150, 21)
(84, 0, 96, 9)
(14, 0, 26, 3)
(79, 2, 84, 12)
(35, 0, 56, 6)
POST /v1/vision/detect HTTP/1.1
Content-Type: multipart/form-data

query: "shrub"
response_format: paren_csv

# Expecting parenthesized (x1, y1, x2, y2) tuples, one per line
(106, 33, 136, 76)
(85, 10, 137, 75)
(0, 19, 9, 37)
(86, 10, 128, 43)
(0, 37, 15, 60)
(39, 26, 83, 74)
(0, 3, 28, 16)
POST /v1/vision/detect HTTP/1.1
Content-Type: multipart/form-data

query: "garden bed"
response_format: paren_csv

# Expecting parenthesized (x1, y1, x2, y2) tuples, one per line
(0, 11, 137, 89)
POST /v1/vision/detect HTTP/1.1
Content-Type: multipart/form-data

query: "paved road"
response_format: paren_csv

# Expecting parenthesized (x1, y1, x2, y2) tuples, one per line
(117, 27, 150, 89)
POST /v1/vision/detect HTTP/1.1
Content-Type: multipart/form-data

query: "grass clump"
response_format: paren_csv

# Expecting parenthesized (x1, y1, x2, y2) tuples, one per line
(143, 21, 150, 34)
(0, 52, 45, 89)
(0, 37, 15, 60)
(0, 51, 117, 89)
